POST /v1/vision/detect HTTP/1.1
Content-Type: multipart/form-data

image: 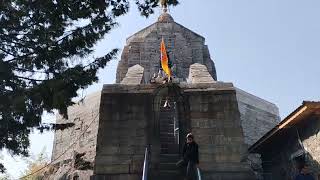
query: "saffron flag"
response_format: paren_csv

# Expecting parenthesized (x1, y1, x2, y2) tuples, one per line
(160, 38, 171, 78)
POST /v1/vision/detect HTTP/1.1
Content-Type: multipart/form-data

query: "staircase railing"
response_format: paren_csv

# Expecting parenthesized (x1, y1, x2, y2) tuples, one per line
(142, 146, 150, 180)
(197, 167, 202, 180)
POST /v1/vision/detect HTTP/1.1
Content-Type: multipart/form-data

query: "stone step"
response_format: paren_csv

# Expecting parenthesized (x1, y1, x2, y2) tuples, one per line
(159, 159, 180, 165)
(160, 138, 175, 143)
(160, 125, 174, 129)
(160, 123, 174, 127)
(160, 135, 175, 138)
(159, 111, 174, 114)
(159, 112, 174, 115)
(160, 153, 180, 158)
(160, 142, 176, 146)
(159, 154, 180, 163)
(160, 132, 175, 135)
(160, 137, 175, 141)
(159, 109, 174, 113)
(159, 162, 178, 170)
(160, 143, 178, 147)
(159, 132, 175, 136)
(159, 119, 174, 123)
(152, 170, 182, 180)
(159, 113, 174, 115)
(160, 136, 175, 139)
(161, 148, 179, 154)
(160, 135, 175, 139)
(160, 127, 174, 131)
(159, 115, 174, 118)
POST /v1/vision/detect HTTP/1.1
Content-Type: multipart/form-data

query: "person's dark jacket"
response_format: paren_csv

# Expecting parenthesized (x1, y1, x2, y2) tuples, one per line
(182, 141, 199, 164)
(295, 173, 315, 180)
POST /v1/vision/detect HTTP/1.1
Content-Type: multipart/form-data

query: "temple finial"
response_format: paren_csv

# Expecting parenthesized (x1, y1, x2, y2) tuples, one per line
(160, 0, 168, 13)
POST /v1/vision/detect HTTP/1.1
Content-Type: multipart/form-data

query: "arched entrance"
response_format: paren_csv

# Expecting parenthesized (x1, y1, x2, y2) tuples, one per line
(150, 84, 190, 179)
(153, 85, 188, 153)
(158, 95, 180, 154)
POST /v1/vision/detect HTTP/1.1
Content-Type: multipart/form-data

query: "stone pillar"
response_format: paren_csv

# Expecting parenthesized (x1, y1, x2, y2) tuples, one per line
(91, 86, 154, 180)
(184, 84, 255, 180)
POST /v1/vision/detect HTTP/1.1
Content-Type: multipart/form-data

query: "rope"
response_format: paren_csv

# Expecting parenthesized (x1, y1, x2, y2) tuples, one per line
(18, 111, 100, 179)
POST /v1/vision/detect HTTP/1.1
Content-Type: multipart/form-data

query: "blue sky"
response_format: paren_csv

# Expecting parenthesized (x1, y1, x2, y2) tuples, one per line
(1, 0, 320, 178)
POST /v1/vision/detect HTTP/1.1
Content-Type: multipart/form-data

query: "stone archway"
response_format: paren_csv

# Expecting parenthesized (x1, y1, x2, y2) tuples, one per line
(150, 84, 190, 179)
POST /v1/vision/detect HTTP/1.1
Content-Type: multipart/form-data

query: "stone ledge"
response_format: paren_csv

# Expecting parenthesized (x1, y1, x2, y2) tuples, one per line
(102, 82, 235, 94)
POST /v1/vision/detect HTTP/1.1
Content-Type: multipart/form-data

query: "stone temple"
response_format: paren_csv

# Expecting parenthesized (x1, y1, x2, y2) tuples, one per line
(48, 12, 280, 180)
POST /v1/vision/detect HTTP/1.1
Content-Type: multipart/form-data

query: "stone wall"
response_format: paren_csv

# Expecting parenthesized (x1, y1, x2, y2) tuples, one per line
(49, 92, 101, 179)
(47, 83, 281, 180)
(301, 115, 320, 178)
(235, 88, 280, 146)
(183, 83, 255, 180)
(91, 85, 153, 180)
(235, 88, 280, 179)
(89, 83, 258, 180)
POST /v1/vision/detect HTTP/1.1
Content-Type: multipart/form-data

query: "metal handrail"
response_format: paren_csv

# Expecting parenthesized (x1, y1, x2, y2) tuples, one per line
(142, 146, 150, 180)
(197, 167, 202, 180)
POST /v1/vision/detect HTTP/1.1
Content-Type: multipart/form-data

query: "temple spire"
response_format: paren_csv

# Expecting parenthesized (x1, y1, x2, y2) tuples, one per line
(158, 0, 174, 22)
(160, 0, 168, 13)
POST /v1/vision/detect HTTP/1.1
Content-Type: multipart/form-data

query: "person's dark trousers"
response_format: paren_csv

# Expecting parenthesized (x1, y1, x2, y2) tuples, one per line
(186, 161, 197, 180)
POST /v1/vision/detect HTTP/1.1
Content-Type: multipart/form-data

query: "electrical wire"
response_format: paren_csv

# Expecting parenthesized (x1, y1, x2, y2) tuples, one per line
(18, 111, 99, 179)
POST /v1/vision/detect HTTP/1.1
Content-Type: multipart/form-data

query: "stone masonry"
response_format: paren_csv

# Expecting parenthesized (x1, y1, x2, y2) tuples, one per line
(49, 11, 280, 180)
(49, 92, 101, 179)
(91, 83, 255, 180)
(187, 63, 215, 84)
(120, 64, 145, 85)
(116, 12, 217, 83)
(235, 88, 280, 179)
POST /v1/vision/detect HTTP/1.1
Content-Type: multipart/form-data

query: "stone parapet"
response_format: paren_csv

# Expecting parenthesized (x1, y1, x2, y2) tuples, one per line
(187, 63, 215, 84)
(120, 64, 144, 85)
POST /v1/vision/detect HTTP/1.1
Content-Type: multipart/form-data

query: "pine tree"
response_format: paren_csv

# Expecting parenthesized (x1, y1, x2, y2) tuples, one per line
(0, 0, 179, 173)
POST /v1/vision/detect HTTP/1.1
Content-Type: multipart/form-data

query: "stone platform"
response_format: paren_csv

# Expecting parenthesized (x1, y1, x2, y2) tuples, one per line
(90, 82, 255, 180)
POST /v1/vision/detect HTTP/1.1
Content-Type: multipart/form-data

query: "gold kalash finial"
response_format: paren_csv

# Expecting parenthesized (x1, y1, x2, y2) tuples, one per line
(160, 0, 168, 13)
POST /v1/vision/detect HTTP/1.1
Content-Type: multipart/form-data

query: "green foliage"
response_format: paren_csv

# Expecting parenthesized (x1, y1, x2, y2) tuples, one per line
(0, 0, 179, 173)
(136, 0, 179, 17)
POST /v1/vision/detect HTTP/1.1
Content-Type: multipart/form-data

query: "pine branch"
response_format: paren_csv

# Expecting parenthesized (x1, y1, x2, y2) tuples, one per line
(14, 75, 45, 82)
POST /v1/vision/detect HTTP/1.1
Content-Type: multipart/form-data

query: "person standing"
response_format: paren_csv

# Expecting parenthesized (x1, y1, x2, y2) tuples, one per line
(182, 133, 199, 180)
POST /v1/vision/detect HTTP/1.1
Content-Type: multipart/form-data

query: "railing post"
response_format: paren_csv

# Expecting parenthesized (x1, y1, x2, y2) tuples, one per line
(197, 167, 202, 180)
(142, 146, 150, 180)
